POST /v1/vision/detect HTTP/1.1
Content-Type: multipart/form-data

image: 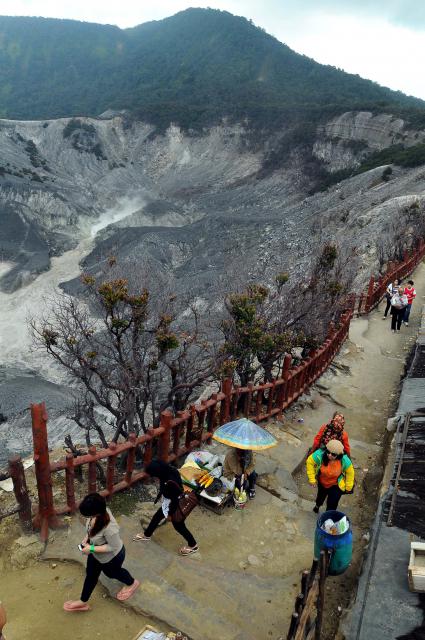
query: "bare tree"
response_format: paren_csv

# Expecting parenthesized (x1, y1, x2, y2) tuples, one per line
(30, 270, 218, 444)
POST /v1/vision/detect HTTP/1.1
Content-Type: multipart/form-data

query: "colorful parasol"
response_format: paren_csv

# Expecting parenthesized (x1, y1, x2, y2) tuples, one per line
(212, 418, 277, 451)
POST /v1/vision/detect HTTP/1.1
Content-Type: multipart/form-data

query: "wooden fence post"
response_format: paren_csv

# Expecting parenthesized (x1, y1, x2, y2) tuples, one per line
(107, 442, 118, 493)
(220, 378, 232, 424)
(365, 275, 375, 312)
(244, 381, 254, 417)
(9, 456, 32, 531)
(88, 445, 97, 494)
(125, 433, 137, 485)
(159, 411, 172, 462)
(31, 402, 61, 541)
(65, 453, 76, 513)
(315, 550, 330, 640)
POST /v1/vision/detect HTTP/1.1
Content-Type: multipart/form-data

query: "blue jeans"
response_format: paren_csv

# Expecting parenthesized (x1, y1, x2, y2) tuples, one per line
(404, 304, 412, 322)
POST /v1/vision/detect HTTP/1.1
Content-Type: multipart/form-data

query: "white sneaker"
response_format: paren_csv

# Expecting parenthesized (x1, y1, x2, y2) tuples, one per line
(405, 322, 409, 326)
(392, 330, 396, 333)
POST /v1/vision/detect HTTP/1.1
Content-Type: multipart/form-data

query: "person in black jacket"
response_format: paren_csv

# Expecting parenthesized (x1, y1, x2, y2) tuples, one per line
(133, 460, 198, 555)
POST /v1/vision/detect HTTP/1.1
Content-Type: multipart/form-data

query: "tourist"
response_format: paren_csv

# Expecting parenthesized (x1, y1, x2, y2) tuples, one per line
(383, 279, 399, 319)
(133, 460, 198, 556)
(306, 439, 355, 513)
(223, 447, 257, 499)
(390, 284, 408, 332)
(0, 601, 6, 640)
(403, 280, 416, 326)
(63, 493, 140, 612)
(311, 412, 351, 456)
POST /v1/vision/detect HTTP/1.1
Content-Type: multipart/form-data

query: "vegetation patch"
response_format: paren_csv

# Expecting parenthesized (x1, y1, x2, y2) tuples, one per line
(63, 119, 107, 160)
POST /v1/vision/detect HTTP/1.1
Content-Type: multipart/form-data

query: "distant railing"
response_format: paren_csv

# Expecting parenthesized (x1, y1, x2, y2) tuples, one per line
(29, 308, 354, 540)
(357, 239, 425, 315)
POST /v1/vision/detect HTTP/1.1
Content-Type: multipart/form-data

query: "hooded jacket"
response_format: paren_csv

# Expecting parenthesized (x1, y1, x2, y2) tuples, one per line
(306, 448, 354, 492)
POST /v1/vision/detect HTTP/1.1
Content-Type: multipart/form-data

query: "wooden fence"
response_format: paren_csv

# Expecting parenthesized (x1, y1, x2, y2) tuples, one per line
(287, 551, 330, 640)
(29, 308, 353, 541)
(4, 237, 425, 541)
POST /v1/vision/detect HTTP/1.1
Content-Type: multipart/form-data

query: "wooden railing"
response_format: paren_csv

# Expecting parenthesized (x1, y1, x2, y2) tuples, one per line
(287, 551, 330, 640)
(29, 308, 354, 541)
(0, 457, 32, 532)
(357, 239, 425, 315)
(20, 237, 425, 540)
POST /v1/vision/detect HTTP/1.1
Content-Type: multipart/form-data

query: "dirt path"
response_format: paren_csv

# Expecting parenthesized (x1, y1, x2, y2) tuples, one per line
(289, 261, 425, 639)
(1, 264, 424, 640)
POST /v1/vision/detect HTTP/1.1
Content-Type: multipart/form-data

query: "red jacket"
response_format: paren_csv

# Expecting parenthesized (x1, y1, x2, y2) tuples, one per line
(312, 424, 351, 456)
(403, 286, 416, 305)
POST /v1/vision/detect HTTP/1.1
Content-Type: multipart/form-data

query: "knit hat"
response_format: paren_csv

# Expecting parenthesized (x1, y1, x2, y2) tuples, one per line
(326, 439, 344, 455)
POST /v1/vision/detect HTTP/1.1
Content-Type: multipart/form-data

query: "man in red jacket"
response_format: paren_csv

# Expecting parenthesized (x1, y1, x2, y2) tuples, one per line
(311, 412, 351, 456)
(403, 280, 416, 326)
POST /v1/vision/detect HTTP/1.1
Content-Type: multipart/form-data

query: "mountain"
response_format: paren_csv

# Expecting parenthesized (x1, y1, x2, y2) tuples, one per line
(0, 9, 425, 132)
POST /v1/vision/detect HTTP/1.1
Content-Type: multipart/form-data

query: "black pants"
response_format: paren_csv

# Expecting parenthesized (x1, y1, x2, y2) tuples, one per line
(235, 471, 257, 491)
(144, 506, 197, 548)
(391, 307, 404, 331)
(81, 546, 134, 602)
(315, 483, 343, 511)
(384, 297, 392, 317)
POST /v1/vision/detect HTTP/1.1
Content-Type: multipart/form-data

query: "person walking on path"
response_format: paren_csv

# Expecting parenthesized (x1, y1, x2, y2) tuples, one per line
(383, 279, 399, 319)
(133, 460, 199, 556)
(311, 412, 351, 456)
(306, 439, 355, 513)
(403, 280, 416, 326)
(390, 284, 408, 333)
(63, 493, 140, 612)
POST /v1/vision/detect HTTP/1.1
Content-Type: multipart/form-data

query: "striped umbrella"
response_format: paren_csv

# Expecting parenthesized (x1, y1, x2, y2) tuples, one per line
(212, 418, 277, 451)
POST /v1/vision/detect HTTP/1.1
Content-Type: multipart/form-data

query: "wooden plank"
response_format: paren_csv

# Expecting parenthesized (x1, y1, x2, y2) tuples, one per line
(294, 578, 319, 640)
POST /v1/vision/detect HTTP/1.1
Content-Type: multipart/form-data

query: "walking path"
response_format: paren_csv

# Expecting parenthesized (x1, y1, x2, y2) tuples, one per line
(5, 263, 425, 640)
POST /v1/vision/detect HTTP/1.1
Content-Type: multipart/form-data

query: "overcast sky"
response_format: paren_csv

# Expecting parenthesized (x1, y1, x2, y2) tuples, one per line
(3, 1, 425, 100)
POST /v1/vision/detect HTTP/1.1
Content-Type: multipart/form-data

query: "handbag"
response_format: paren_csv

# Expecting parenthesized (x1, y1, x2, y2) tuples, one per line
(171, 490, 199, 523)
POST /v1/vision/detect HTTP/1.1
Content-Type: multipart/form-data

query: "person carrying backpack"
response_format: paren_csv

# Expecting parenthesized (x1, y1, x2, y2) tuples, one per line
(306, 439, 355, 513)
(383, 279, 399, 318)
(390, 285, 408, 332)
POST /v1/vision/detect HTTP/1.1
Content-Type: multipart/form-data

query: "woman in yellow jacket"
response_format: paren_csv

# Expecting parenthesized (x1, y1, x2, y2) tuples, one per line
(306, 439, 354, 513)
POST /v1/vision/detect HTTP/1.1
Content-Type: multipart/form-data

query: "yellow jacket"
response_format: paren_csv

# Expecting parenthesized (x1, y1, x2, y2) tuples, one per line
(306, 449, 354, 492)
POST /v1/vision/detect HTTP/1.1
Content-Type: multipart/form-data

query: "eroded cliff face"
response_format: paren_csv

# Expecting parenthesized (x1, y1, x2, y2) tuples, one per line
(1, 110, 425, 461)
(0, 116, 264, 290)
(0, 110, 424, 297)
(313, 111, 425, 172)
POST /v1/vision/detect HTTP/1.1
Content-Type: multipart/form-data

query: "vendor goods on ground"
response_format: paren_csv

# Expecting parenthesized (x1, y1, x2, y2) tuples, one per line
(179, 451, 232, 513)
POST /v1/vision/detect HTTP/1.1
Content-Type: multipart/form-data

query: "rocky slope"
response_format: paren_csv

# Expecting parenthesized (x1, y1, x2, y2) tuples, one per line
(0, 110, 425, 462)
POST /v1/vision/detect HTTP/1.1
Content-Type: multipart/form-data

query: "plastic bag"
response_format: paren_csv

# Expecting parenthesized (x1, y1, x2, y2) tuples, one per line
(336, 515, 349, 534)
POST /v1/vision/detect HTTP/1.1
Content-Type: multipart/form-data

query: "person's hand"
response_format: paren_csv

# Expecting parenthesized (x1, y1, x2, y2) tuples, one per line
(82, 544, 91, 555)
(310, 482, 317, 488)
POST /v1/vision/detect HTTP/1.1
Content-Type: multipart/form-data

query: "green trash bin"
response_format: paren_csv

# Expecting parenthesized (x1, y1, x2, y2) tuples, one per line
(314, 510, 352, 575)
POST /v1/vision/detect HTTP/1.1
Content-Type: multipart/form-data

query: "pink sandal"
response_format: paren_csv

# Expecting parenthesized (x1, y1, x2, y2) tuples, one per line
(116, 579, 140, 601)
(179, 545, 199, 556)
(63, 600, 90, 612)
(132, 533, 151, 542)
